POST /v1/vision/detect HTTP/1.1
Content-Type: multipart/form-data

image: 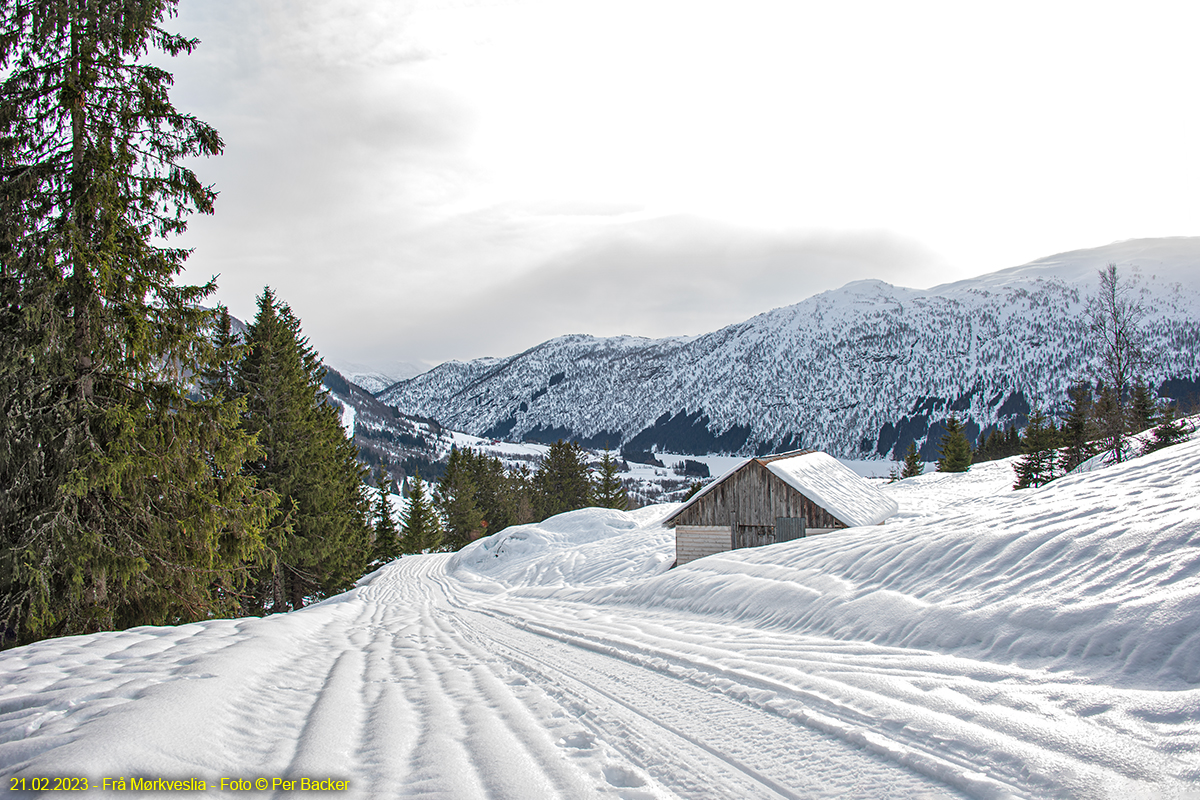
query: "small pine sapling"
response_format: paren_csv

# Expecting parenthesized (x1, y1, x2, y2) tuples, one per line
(900, 441, 924, 479)
(1142, 404, 1192, 455)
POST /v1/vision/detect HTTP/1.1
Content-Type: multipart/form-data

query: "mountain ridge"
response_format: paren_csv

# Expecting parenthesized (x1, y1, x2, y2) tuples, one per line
(376, 237, 1200, 459)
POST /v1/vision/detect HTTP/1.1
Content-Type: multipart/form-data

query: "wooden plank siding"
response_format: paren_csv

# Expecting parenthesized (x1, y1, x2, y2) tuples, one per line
(675, 526, 733, 566)
(669, 459, 847, 552)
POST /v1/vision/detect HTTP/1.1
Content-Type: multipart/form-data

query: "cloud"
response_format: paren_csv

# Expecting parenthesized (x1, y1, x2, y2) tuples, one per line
(319, 213, 947, 369)
(157, 0, 1200, 376)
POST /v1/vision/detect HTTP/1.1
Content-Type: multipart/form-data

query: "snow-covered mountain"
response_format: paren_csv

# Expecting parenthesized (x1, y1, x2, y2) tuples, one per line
(321, 367, 454, 481)
(378, 237, 1200, 459)
(328, 360, 429, 394)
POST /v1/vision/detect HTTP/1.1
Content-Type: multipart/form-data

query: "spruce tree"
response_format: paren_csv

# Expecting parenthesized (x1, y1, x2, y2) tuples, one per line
(0, 2, 275, 643)
(935, 416, 973, 473)
(1059, 381, 1096, 473)
(1013, 408, 1060, 489)
(400, 469, 442, 554)
(1091, 382, 1126, 463)
(1003, 426, 1022, 458)
(1129, 380, 1158, 434)
(371, 469, 401, 567)
(198, 305, 238, 399)
(436, 446, 484, 551)
(507, 463, 536, 525)
(236, 289, 371, 612)
(462, 449, 518, 536)
(900, 441, 923, 478)
(593, 451, 629, 509)
(533, 440, 594, 519)
(972, 430, 995, 463)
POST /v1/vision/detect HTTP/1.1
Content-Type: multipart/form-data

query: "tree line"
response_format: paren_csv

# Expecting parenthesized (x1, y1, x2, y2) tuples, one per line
(0, 3, 635, 646)
(368, 442, 630, 559)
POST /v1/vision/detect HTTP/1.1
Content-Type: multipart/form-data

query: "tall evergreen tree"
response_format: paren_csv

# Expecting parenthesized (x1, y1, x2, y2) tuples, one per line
(900, 441, 923, 478)
(1059, 381, 1096, 473)
(199, 305, 238, 399)
(1129, 380, 1158, 434)
(371, 469, 401, 568)
(1091, 382, 1127, 463)
(400, 469, 442, 554)
(935, 416, 973, 473)
(972, 429, 999, 463)
(462, 449, 518, 536)
(508, 463, 536, 526)
(436, 446, 484, 551)
(0, 2, 274, 643)
(1003, 426, 1022, 458)
(1013, 408, 1060, 489)
(236, 289, 371, 612)
(593, 451, 629, 510)
(533, 440, 594, 519)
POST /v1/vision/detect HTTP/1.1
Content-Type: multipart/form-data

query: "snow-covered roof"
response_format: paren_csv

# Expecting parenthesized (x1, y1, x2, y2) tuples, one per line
(666, 450, 898, 528)
(763, 451, 897, 527)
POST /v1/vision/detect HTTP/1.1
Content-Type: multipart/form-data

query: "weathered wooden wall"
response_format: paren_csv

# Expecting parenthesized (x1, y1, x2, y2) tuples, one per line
(670, 460, 846, 531)
(675, 526, 732, 565)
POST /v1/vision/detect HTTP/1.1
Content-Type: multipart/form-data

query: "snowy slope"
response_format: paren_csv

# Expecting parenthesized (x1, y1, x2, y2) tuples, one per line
(379, 237, 1200, 459)
(3, 436, 1199, 798)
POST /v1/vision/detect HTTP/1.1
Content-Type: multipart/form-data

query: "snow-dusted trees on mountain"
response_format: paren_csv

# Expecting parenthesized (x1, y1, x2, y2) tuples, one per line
(0, 2, 275, 644)
(236, 288, 371, 612)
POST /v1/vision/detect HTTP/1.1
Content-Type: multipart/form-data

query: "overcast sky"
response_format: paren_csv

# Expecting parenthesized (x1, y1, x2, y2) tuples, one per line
(163, 0, 1200, 376)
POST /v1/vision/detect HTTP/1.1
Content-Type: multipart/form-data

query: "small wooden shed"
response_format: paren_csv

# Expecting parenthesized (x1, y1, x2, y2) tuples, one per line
(665, 449, 898, 566)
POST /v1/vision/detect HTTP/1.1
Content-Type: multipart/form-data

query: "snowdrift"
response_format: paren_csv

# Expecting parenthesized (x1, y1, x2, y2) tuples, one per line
(455, 439, 1200, 686)
(450, 505, 677, 589)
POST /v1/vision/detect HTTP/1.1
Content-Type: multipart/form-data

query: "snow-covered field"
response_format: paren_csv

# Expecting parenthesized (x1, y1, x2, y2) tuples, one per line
(3, 441, 1200, 798)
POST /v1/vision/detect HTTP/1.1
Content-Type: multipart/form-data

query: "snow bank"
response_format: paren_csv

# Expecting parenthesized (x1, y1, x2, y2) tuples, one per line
(449, 505, 677, 588)
(882, 455, 1019, 518)
(574, 439, 1200, 685)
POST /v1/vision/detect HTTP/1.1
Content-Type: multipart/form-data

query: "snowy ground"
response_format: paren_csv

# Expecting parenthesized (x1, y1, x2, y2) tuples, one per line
(3, 441, 1200, 798)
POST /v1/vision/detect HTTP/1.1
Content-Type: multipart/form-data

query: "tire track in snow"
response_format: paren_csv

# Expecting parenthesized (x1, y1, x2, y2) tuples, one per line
(424, 563, 968, 800)
(472, 600, 1181, 800)
(398, 556, 604, 798)
(355, 622, 420, 795)
(279, 649, 365, 787)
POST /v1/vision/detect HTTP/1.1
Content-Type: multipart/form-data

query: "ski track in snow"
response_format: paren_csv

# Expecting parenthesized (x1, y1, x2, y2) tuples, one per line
(4, 442, 1200, 798)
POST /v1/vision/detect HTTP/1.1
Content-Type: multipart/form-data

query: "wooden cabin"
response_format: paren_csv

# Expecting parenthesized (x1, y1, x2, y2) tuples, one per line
(665, 449, 898, 566)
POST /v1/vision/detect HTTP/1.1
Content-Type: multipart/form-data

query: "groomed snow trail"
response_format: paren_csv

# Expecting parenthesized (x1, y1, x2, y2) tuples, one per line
(4, 440, 1200, 798)
(3, 555, 966, 799)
